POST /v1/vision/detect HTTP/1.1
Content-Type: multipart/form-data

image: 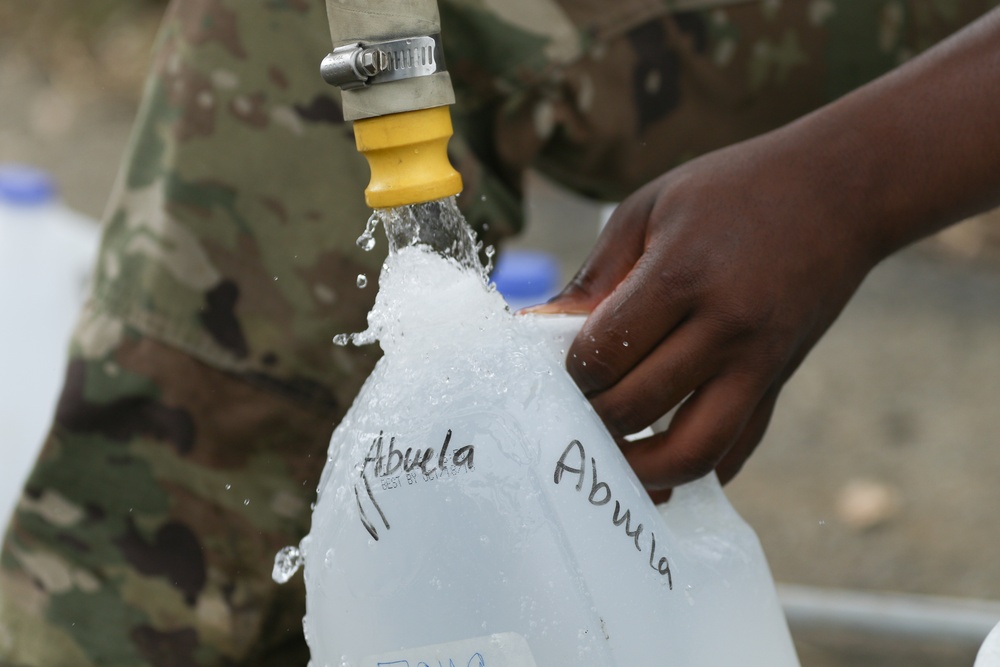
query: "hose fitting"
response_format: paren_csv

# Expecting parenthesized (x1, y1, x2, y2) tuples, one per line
(352, 106, 463, 209)
(322, 0, 462, 207)
(322, 35, 445, 91)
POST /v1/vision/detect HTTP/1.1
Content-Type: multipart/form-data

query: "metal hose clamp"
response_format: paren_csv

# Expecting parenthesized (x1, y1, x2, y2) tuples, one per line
(321, 34, 446, 91)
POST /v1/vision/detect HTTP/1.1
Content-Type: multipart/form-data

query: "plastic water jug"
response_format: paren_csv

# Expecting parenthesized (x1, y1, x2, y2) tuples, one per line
(0, 164, 100, 525)
(978, 620, 1000, 667)
(297, 241, 799, 666)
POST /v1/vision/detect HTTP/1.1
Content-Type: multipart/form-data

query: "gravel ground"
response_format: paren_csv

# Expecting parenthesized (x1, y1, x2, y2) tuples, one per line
(3, 10, 1000, 664)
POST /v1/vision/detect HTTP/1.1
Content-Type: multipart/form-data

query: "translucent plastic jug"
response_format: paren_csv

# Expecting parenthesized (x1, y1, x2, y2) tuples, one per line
(0, 164, 99, 525)
(978, 620, 1000, 667)
(300, 244, 799, 666)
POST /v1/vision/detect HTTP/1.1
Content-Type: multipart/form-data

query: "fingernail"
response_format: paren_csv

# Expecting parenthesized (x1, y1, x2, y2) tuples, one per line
(519, 302, 590, 315)
(517, 296, 590, 315)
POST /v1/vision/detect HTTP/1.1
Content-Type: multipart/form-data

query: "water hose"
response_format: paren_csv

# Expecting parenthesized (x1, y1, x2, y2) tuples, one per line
(322, 0, 462, 208)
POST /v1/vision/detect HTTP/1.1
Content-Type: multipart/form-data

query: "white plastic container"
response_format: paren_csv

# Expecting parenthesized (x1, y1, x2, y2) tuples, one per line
(300, 246, 799, 666)
(0, 164, 100, 525)
(978, 620, 1000, 667)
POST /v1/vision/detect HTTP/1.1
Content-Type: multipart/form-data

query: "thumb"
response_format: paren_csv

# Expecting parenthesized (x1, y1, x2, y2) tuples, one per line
(526, 196, 650, 314)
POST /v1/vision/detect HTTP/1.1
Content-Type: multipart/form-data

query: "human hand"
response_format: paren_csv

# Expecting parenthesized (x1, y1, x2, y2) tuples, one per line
(533, 124, 883, 489)
(531, 7, 1000, 491)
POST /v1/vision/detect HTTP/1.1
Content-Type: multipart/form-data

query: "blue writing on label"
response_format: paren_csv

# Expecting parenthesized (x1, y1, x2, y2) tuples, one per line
(378, 655, 484, 667)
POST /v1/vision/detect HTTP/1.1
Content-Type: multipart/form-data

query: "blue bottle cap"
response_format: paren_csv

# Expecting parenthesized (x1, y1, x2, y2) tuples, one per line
(0, 164, 57, 206)
(491, 249, 561, 302)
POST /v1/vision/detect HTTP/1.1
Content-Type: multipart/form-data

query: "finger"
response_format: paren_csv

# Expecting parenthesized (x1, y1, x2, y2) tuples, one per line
(622, 372, 767, 490)
(648, 488, 673, 505)
(528, 193, 652, 314)
(715, 389, 779, 485)
(589, 320, 724, 438)
(565, 245, 694, 396)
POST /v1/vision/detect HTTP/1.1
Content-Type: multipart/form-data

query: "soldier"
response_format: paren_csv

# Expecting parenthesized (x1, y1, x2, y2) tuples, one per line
(1, 0, 997, 664)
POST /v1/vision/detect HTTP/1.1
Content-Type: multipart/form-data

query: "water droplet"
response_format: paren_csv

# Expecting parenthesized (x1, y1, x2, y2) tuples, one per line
(483, 244, 496, 272)
(356, 274, 368, 288)
(332, 333, 350, 346)
(243, 498, 251, 506)
(273, 276, 278, 281)
(272, 545, 303, 583)
(224, 483, 231, 490)
(623, 341, 629, 347)
(356, 212, 380, 251)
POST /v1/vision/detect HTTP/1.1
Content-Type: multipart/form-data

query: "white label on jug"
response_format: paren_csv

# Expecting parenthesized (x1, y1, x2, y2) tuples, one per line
(363, 632, 538, 667)
(553, 440, 673, 588)
(355, 430, 476, 541)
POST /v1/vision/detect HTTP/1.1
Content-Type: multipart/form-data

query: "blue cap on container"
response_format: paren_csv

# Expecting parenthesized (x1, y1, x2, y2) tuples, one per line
(0, 164, 57, 206)
(491, 249, 561, 302)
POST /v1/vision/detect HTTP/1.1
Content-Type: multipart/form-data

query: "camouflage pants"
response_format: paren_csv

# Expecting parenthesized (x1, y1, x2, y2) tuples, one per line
(1, 0, 992, 664)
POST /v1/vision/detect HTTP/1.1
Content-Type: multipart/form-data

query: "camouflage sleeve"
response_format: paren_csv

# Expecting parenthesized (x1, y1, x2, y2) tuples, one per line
(449, 0, 998, 202)
(1, 0, 992, 665)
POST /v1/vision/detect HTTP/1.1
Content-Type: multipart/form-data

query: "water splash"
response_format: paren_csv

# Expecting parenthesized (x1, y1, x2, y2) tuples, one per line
(273, 545, 304, 584)
(333, 196, 489, 348)
(378, 197, 484, 279)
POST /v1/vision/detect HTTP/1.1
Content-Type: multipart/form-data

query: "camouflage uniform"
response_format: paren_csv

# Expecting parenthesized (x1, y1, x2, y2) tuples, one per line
(1, 0, 993, 664)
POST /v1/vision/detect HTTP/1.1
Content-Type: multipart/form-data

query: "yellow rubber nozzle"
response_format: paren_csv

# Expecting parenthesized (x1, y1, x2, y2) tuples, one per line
(353, 106, 464, 209)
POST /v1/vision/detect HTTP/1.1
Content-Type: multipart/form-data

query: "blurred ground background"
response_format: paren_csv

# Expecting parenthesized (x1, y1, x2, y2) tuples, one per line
(2, 2, 999, 665)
